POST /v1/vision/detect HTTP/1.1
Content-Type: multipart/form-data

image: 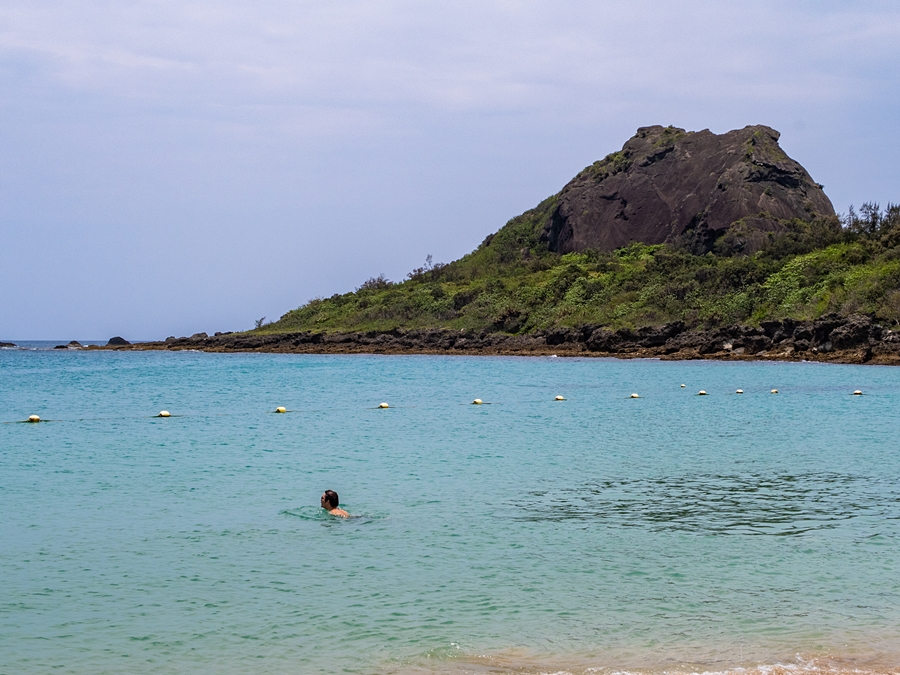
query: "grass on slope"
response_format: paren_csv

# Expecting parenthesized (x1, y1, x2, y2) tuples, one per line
(261, 201, 900, 335)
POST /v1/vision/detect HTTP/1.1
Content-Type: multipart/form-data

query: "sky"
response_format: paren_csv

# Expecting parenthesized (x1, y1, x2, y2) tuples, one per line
(1, 1, 899, 340)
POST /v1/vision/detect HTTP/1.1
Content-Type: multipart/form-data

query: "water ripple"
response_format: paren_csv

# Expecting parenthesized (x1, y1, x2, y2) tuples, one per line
(510, 473, 900, 536)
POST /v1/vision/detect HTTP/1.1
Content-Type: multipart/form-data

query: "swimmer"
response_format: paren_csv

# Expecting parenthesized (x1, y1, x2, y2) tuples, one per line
(321, 490, 350, 518)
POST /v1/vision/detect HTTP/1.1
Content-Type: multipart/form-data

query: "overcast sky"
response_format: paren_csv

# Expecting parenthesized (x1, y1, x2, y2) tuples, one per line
(1, 1, 898, 340)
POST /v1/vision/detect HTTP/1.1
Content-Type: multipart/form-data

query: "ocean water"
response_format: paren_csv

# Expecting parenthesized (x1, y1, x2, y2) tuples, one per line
(2, 345, 900, 675)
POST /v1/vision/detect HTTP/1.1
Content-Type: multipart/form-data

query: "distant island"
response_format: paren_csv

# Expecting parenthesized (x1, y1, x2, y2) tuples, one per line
(104, 125, 900, 364)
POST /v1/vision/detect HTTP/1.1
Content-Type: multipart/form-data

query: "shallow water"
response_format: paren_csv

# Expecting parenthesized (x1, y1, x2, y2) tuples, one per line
(1, 348, 899, 674)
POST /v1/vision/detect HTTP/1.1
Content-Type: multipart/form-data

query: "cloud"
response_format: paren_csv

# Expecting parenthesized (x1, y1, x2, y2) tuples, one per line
(3, 1, 898, 115)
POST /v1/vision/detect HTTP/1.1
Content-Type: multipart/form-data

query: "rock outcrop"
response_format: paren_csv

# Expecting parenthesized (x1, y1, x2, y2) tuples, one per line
(53, 341, 83, 349)
(97, 314, 900, 366)
(540, 125, 835, 253)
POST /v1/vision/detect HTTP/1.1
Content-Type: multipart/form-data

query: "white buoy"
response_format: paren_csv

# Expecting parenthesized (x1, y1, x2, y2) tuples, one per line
(27, 415, 40, 423)
(698, 390, 707, 396)
(378, 402, 390, 409)
(736, 389, 744, 394)
(770, 389, 778, 394)
(275, 406, 287, 413)
(158, 410, 171, 417)
(630, 393, 640, 399)
(680, 384, 686, 388)
(555, 395, 566, 401)
(472, 399, 483, 405)
(853, 390, 863, 396)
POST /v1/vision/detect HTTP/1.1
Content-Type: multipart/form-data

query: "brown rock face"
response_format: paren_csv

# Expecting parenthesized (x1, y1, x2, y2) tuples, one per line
(540, 125, 835, 253)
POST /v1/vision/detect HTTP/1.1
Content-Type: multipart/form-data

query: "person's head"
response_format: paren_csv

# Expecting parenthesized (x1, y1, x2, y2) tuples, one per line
(321, 490, 340, 509)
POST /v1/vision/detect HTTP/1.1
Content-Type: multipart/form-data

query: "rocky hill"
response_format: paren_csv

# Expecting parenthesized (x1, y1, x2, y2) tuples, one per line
(114, 125, 900, 364)
(541, 125, 834, 254)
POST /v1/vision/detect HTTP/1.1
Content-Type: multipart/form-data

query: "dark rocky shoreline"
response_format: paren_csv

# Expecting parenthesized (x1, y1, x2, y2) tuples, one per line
(93, 313, 900, 365)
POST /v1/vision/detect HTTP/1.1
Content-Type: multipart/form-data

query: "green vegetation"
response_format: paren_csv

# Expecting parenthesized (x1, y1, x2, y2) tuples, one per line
(579, 151, 633, 182)
(261, 202, 900, 335)
(652, 125, 687, 148)
(744, 128, 789, 164)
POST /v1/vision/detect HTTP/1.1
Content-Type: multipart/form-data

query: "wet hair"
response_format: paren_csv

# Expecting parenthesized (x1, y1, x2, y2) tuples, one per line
(323, 490, 340, 508)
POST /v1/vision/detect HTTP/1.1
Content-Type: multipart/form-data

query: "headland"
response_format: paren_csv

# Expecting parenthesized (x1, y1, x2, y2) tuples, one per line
(100, 126, 900, 363)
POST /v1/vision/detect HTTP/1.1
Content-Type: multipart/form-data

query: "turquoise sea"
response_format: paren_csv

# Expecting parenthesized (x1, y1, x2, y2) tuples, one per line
(2, 344, 899, 675)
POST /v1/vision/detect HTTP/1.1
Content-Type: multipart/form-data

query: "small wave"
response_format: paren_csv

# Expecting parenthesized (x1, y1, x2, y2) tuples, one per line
(281, 506, 384, 522)
(381, 652, 900, 675)
(281, 506, 331, 521)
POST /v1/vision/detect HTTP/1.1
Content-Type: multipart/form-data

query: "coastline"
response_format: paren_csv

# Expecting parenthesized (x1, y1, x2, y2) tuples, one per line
(386, 648, 900, 675)
(91, 313, 900, 365)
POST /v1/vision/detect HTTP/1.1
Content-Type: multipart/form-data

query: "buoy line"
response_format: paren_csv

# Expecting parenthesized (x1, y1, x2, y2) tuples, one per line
(3, 388, 878, 425)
